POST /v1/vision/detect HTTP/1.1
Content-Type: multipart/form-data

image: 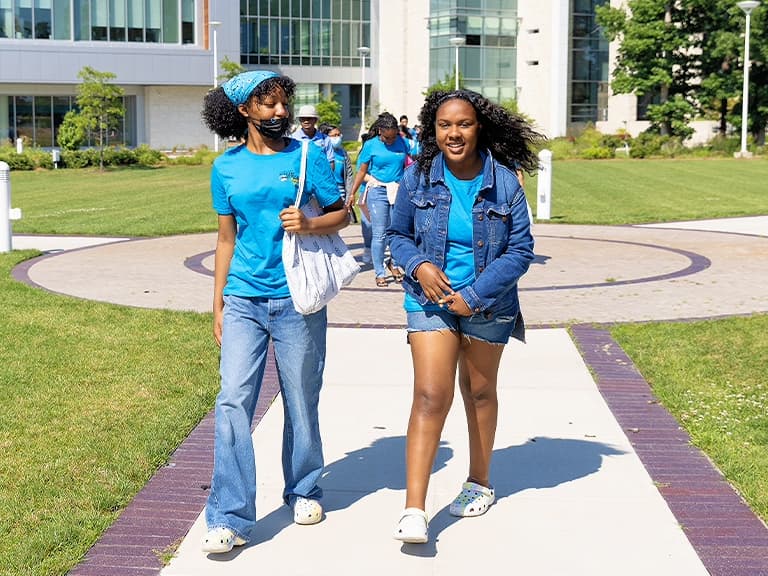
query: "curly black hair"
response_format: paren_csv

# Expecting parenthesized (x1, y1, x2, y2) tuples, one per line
(201, 75, 296, 139)
(416, 90, 546, 176)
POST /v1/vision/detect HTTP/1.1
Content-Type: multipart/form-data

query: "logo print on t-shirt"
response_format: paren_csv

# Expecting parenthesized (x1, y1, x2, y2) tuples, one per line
(279, 170, 299, 186)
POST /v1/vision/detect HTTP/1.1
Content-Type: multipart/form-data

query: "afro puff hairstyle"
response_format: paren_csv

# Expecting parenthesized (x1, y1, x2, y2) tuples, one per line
(416, 90, 546, 176)
(201, 75, 296, 140)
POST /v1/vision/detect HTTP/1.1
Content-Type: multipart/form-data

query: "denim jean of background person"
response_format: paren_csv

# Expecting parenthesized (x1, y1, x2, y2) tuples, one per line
(349, 112, 409, 284)
(200, 69, 347, 553)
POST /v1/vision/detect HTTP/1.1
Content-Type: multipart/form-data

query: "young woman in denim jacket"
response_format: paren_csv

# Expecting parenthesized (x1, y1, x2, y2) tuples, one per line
(200, 71, 348, 554)
(387, 89, 544, 544)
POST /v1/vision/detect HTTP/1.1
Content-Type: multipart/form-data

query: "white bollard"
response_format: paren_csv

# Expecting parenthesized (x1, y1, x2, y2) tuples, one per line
(537, 149, 552, 220)
(0, 161, 23, 253)
(15, 137, 23, 154)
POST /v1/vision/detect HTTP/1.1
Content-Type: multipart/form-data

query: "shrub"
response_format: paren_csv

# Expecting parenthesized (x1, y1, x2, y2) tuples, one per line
(0, 150, 34, 170)
(25, 148, 54, 170)
(57, 111, 88, 151)
(60, 150, 91, 169)
(580, 146, 614, 160)
(102, 147, 137, 166)
(134, 145, 164, 167)
(548, 137, 578, 160)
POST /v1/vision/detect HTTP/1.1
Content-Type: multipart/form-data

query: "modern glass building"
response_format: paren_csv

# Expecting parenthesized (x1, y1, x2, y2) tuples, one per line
(428, 0, 519, 103)
(570, 0, 609, 124)
(0, 0, 649, 150)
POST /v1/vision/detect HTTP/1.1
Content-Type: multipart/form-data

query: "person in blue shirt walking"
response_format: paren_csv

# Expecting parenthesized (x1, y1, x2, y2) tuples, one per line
(348, 112, 409, 286)
(200, 70, 349, 554)
(387, 89, 544, 544)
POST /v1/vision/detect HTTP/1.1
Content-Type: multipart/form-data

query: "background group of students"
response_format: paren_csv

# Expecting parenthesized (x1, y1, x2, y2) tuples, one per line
(312, 112, 421, 282)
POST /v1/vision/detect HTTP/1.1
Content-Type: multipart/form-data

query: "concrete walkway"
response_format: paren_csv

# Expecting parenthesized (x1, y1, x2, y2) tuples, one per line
(10, 216, 768, 576)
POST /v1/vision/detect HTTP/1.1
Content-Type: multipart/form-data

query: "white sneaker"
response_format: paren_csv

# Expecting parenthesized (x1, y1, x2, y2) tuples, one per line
(201, 527, 246, 554)
(449, 481, 495, 517)
(393, 508, 428, 543)
(293, 497, 323, 525)
(362, 248, 372, 264)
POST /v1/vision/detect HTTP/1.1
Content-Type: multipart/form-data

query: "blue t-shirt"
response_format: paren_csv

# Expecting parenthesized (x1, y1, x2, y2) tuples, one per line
(357, 136, 408, 184)
(211, 139, 341, 298)
(404, 162, 481, 313)
(332, 148, 346, 190)
(292, 127, 336, 166)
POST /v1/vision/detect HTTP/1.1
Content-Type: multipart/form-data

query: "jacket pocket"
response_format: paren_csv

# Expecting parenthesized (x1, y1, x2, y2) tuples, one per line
(410, 192, 437, 235)
(484, 202, 513, 249)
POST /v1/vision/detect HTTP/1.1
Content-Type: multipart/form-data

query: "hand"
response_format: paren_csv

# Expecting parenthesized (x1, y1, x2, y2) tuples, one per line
(213, 310, 223, 347)
(279, 206, 308, 233)
(345, 193, 356, 210)
(441, 292, 472, 317)
(414, 262, 454, 304)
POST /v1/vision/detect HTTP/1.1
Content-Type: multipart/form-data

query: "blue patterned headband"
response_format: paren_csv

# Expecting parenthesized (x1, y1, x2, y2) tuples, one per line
(222, 71, 279, 106)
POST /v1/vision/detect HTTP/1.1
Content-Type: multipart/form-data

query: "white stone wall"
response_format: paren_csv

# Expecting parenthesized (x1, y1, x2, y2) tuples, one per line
(374, 0, 430, 125)
(517, 0, 570, 138)
(145, 86, 211, 150)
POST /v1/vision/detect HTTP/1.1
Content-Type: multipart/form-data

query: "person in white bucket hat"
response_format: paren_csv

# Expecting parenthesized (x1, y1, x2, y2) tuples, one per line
(292, 103, 335, 170)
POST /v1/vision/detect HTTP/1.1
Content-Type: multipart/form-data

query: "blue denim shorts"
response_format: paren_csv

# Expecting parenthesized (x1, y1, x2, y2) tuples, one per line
(406, 308, 519, 345)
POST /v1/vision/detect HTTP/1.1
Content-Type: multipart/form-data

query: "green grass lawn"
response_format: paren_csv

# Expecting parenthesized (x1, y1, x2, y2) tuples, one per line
(611, 316, 768, 523)
(8, 158, 768, 236)
(524, 157, 768, 224)
(0, 251, 220, 575)
(10, 165, 214, 236)
(2, 158, 767, 574)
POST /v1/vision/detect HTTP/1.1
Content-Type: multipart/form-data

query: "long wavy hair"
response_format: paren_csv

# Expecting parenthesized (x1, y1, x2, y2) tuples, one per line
(416, 90, 545, 176)
(201, 75, 296, 139)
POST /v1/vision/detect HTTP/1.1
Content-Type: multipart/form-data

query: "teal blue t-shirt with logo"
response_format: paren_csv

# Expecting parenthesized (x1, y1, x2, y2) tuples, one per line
(404, 161, 481, 312)
(211, 138, 341, 298)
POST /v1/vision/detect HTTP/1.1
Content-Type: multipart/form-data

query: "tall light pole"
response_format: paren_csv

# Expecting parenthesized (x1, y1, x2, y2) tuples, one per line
(449, 36, 466, 91)
(210, 20, 222, 152)
(358, 46, 370, 140)
(736, 1, 760, 158)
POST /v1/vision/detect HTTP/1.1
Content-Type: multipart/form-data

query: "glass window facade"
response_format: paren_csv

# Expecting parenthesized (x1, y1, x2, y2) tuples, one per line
(0, 0, 194, 43)
(239, 0, 370, 67)
(570, 0, 609, 123)
(428, 0, 518, 103)
(1, 94, 136, 147)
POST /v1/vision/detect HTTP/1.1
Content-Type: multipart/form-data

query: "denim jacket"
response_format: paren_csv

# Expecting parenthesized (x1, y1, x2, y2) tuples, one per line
(387, 150, 534, 328)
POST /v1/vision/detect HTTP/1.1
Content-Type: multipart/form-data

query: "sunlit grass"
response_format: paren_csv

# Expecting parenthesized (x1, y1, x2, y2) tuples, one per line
(611, 315, 768, 523)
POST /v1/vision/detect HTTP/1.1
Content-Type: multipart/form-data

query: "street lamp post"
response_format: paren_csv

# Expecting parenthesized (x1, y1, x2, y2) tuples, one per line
(210, 20, 222, 152)
(449, 36, 466, 91)
(358, 46, 370, 140)
(736, 1, 760, 158)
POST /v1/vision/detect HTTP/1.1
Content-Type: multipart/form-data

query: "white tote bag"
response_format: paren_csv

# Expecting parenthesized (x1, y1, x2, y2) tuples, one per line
(282, 140, 360, 315)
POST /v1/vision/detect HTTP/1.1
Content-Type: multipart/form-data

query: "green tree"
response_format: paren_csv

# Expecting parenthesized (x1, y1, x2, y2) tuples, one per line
(56, 110, 88, 151)
(218, 56, 246, 83)
(597, 1, 695, 138)
(597, 0, 768, 143)
(690, 0, 767, 143)
(423, 72, 461, 97)
(74, 66, 125, 170)
(315, 93, 342, 127)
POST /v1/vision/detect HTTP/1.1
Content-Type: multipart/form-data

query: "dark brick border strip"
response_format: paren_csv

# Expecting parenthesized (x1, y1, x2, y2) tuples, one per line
(67, 347, 281, 576)
(571, 325, 768, 576)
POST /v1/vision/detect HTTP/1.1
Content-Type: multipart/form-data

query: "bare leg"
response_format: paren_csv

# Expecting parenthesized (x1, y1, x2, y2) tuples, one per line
(404, 330, 461, 510)
(457, 337, 504, 487)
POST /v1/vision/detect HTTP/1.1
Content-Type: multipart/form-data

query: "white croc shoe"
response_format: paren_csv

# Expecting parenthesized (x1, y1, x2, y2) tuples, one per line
(293, 497, 323, 525)
(201, 527, 246, 554)
(449, 481, 495, 517)
(393, 508, 429, 543)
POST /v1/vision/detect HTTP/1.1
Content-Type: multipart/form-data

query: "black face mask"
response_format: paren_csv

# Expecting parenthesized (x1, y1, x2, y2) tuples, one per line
(252, 117, 290, 140)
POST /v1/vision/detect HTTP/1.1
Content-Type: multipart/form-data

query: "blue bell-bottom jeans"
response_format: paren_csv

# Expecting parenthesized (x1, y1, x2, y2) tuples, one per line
(205, 294, 326, 542)
(367, 185, 395, 278)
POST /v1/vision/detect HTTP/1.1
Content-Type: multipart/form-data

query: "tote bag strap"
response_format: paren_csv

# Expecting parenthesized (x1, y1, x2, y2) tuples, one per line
(293, 139, 310, 208)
